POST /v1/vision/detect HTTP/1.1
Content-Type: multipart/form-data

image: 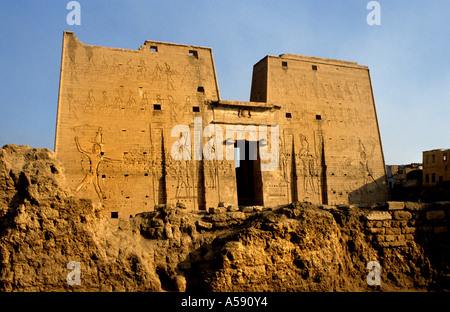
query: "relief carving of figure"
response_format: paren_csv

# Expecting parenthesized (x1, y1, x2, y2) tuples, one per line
(358, 138, 380, 191)
(67, 93, 79, 119)
(175, 159, 190, 198)
(279, 139, 289, 183)
(165, 62, 176, 90)
(137, 59, 147, 80)
(299, 134, 318, 194)
(74, 131, 120, 201)
(139, 91, 149, 114)
(83, 89, 95, 112)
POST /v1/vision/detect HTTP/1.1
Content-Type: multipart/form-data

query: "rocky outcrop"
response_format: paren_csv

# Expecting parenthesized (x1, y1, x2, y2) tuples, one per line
(0, 145, 448, 291)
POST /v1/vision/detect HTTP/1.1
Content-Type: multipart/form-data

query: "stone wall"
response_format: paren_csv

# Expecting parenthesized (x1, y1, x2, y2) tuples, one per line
(363, 201, 449, 249)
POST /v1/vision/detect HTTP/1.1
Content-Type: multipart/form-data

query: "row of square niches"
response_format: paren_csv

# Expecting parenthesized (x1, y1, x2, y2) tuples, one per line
(149, 45, 199, 59)
(285, 113, 322, 120)
(282, 61, 318, 71)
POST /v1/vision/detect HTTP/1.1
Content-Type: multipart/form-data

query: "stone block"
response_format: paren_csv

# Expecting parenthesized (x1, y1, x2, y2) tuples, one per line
(405, 202, 426, 211)
(319, 204, 335, 210)
(209, 207, 226, 214)
(241, 207, 255, 213)
(176, 202, 187, 209)
(426, 210, 445, 220)
(368, 227, 385, 235)
(227, 205, 239, 212)
(403, 227, 416, 234)
(253, 206, 263, 212)
(388, 241, 407, 247)
(387, 201, 405, 210)
(390, 221, 400, 228)
(196, 220, 213, 230)
(405, 234, 415, 241)
(218, 202, 231, 208)
(384, 235, 395, 242)
(375, 235, 385, 242)
(385, 227, 401, 235)
(392, 211, 412, 220)
(364, 211, 392, 221)
(372, 221, 384, 228)
(396, 235, 406, 241)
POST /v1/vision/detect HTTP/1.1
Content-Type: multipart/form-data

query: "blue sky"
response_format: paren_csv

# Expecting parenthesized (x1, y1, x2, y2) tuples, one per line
(0, 0, 448, 165)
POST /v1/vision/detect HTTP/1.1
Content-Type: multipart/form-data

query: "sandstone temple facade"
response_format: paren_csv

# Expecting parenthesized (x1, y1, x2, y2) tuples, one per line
(55, 31, 389, 218)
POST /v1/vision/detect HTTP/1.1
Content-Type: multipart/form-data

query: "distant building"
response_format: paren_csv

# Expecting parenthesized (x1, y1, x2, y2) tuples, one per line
(423, 149, 450, 186)
(387, 163, 422, 189)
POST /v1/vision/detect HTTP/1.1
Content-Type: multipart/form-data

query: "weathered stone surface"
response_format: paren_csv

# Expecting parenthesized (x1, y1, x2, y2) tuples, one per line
(364, 211, 392, 221)
(0, 145, 448, 292)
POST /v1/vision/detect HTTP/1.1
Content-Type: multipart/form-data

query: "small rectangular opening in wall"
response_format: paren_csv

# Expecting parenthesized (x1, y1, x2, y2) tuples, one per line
(316, 114, 322, 120)
(100, 152, 104, 156)
(122, 129, 127, 132)
(144, 173, 148, 176)
(286, 112, 292, 118)
(111, 212, 119, 219)
(124, 174, 129, 177)
(101, 174, 106, 178)
(282, 61, 288, 68)
(312, 65, 318, 70)
(189, 50, 198, 58)
(197, 86, 205, 93)
(150, 46, 158, 52)
(193, 106, 200, 112)
(153, 104, 161, 110)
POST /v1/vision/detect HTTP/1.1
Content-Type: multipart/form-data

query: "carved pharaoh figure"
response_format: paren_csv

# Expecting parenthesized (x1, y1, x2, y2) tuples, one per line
(74, 134, 120, 202)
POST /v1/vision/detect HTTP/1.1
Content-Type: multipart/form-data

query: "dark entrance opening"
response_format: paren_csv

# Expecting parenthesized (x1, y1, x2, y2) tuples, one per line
(235, 140, 263, 206)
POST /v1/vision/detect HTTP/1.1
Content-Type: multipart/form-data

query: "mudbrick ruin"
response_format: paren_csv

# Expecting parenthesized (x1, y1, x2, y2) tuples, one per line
(0, 33, 448, 292)
(0, 145, 449, 291)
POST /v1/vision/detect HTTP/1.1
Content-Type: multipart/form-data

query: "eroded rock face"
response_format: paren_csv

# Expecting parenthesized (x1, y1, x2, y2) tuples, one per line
(0, 145, 446, 291)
